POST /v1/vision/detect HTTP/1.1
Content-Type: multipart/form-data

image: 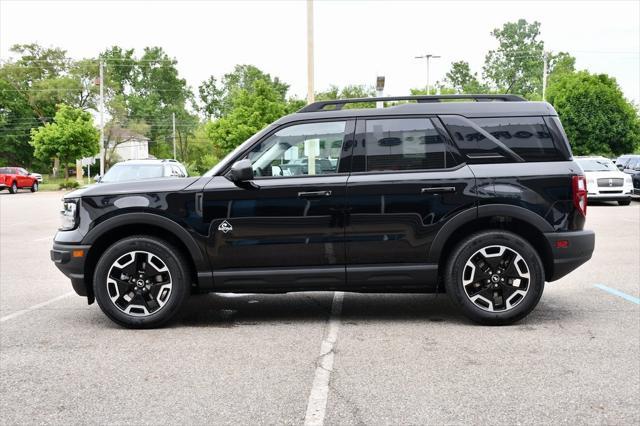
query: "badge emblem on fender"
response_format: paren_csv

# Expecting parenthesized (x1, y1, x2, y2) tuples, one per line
(218, 220, 233, 234)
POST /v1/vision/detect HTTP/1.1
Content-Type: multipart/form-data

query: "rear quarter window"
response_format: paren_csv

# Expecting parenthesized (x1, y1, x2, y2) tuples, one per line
(444, 116, 565, 163)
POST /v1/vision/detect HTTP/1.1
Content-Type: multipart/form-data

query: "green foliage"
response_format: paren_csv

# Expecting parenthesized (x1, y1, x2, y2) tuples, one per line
(30, 105, 99, 178)
(205, 80, 289, 156)
(315, 85, 376, 108)
(547, 71, 640, 155)
(483, 19, 544, 97)
(59, 180, 80, 189)
(198, 65, 289, 119)
(445, 61, 488, 93)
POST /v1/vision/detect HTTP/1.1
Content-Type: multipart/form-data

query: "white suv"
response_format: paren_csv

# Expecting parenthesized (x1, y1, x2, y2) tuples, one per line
(575, 156, 633, 205)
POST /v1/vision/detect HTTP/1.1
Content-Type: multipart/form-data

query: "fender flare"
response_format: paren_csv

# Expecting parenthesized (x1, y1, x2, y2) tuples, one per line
(82, 212, 209, 272)
(427, 204, 554, 263)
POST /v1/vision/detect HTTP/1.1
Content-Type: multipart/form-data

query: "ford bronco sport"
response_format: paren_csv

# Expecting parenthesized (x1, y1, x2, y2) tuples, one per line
(50, 95, 595, 328)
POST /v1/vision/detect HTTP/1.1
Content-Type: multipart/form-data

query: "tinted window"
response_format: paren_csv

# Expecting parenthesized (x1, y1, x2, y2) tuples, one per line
(0, 168, 12, 174)
(472, 117, 562, 162)
(248, 121, 346, 177)
(364, 118, 445, 171)
(101, 164, 165, 182)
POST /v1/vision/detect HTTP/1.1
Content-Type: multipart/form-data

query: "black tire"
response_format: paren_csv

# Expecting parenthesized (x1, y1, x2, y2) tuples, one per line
(9, 182, 17, 194)
(618, 199, 631, 206)
(93, 235, 190, 329)
(31, 182, 38, 192)
(444, 230, 545, 326)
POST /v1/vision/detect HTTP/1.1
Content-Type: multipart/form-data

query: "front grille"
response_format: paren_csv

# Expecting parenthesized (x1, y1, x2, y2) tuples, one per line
(599, 190, 622, 194)
(597, 178, 623, 187)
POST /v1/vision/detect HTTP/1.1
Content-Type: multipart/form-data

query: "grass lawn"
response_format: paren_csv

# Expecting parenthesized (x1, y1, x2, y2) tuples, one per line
(39, 175, 88, 191)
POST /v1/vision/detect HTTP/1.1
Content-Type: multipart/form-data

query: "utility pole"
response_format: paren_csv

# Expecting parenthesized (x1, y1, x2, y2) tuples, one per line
(306, 0, 314, 104)
(172, 112, 176, 159)
(542, 52, 548, 101)
(99, 60, 105, 176)
(415, 53, 440, 95)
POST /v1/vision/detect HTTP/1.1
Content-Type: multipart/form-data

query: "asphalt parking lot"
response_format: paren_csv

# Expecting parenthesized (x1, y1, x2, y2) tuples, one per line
(1, 191, 638, 425)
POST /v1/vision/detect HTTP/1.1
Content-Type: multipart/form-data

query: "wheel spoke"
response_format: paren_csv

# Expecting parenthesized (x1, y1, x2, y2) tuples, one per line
(462, 245, 530, 313)
(106, 250, 172, 317)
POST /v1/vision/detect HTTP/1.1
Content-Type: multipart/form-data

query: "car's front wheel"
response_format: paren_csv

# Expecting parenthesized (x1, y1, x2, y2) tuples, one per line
(31, 182, 38, 192)
(444, 230, 545, 325)
(93, 236, 190, 328)
(9, 182, 17, 194)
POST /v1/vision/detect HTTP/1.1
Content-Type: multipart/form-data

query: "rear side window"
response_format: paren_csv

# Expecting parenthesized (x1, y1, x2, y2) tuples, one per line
(472, 117, 563, 162)
(364, 118, 446, 171)
(443, 116, 564, 163)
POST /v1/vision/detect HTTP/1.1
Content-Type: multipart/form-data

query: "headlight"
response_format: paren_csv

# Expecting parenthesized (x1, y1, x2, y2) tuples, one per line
(60, 199, 79, 230)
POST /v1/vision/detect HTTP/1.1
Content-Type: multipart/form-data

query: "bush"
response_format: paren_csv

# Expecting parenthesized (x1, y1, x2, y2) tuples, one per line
(59, 180, 80, 190)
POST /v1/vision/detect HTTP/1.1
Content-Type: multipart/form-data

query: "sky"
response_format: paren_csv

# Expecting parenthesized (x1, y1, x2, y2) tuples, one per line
(1, 0, 639, 103)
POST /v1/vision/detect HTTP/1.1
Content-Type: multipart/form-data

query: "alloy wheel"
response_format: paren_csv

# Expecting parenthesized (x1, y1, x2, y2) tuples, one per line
(461, 245, 530, 312)
(106, 251, 173, 316)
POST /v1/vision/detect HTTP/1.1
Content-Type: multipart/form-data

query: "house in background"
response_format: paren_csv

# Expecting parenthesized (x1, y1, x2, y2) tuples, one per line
(106, 128, 150, 162)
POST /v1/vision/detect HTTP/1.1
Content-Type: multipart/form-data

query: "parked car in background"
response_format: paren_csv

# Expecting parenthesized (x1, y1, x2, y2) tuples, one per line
(616, 155, 640, 198)
(30, 172, 43, 183)
(96, 159, 188, 184)
(575, 156, 633, 205)
(0, 167, 39, 193)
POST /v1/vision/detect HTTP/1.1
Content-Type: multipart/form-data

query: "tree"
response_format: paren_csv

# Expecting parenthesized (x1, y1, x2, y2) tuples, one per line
(445, 61, 488, 93)
(30, 105, 99, 178)
(483, 19, 544, 97)
(315, 84, 376, 108)
(546, 71, 640, 156)
(205, 80, 289, 156)
(198, 65, 289, 119)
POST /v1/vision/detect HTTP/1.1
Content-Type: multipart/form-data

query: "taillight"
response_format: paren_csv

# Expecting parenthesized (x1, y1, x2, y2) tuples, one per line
(572, 175, 588, 216)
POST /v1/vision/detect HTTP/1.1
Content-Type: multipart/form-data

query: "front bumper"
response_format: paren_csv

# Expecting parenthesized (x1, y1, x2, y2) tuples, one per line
(544, 230, 595, 282)
(50, 242, 91, 297)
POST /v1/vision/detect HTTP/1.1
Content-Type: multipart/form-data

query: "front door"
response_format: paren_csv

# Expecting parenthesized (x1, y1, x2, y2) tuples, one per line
(345, 116, 476, 289)
(203, 119, 355, 290)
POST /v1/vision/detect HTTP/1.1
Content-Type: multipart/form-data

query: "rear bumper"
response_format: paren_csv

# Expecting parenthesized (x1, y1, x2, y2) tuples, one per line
(544, 230, 595, 281)
(50, 242, 91, 297)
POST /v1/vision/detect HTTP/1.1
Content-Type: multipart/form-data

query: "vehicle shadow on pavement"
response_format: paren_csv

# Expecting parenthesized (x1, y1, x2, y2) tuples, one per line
(171, 292, 573, 328)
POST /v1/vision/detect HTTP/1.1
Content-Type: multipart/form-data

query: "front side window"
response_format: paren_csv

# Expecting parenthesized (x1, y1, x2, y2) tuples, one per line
(364, 118, 446, 171)
(248, 121, 346, 177)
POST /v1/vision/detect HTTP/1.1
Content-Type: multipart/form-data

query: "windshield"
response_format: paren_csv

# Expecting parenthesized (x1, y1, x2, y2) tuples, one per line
(576, 158, 616, 172)
(101, 164, 165, 182)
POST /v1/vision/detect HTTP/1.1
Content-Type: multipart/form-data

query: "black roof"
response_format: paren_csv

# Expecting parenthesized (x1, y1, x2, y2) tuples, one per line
(276, 96, 557, 126)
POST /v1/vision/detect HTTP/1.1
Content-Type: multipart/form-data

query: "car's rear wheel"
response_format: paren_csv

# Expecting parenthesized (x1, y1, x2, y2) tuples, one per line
(9, 182, 17, 194)
(31, 182, 38, 192)
(93, 236, 190, 328)
(618, 199, 631, 206)
(444, 230, 545, 325)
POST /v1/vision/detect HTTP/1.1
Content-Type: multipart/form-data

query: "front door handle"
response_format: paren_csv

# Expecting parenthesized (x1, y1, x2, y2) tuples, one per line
(298, 190, 332, 198)
(421, 186, 456, 194)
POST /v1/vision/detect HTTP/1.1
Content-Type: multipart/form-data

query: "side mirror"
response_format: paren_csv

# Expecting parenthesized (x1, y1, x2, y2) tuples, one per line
(230, 159, 254, 183)
(617, 164, 624, 171)
(94, 175, 102, 183)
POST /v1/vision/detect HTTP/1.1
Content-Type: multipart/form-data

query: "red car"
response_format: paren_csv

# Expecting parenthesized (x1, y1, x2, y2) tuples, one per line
(0, 167, 39, 193)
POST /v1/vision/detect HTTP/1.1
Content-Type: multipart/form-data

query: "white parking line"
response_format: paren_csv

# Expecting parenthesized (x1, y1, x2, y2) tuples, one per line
(304, 291, 344, 426)
(0, 291, 75, 323)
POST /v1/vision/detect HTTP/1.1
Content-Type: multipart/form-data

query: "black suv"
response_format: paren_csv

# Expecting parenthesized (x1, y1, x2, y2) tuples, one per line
(51, 95, 595, 328)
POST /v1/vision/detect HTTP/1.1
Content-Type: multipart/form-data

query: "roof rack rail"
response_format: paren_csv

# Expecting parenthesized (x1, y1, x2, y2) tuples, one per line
(298, 94, 526, 113)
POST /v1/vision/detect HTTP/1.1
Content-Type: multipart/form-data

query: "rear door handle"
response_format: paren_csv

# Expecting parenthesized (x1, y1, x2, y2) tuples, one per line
(421, 186, 456, 194)
(298, 190, 332, 198)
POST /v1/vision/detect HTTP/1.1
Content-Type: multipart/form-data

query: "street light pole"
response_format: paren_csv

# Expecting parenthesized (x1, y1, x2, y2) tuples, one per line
(306, 0, 315, 104)
(415, 53, 441, 95)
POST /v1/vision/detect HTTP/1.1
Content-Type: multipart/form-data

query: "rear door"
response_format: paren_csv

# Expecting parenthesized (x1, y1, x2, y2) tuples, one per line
(203, 119, 355, 290)
(345, 116, 476, 289)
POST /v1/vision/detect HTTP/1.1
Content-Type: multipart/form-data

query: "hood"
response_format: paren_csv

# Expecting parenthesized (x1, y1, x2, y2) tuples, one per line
(64, 176, 204, 199)
(582, 170, 628, 180)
